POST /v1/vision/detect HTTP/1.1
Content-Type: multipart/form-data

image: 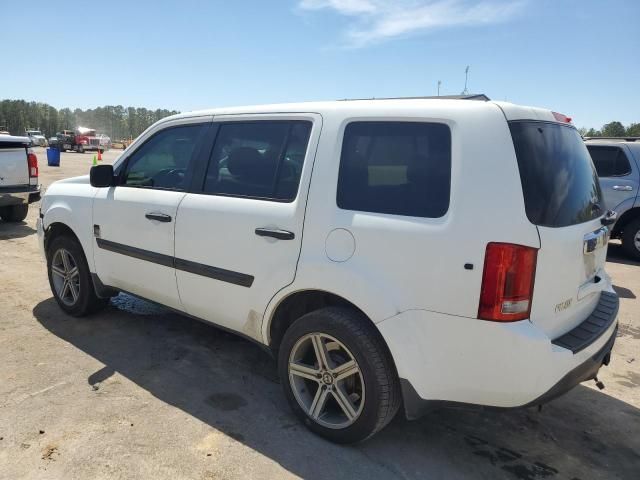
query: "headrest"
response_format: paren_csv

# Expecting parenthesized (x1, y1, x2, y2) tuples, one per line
(227, 147, 271, 182)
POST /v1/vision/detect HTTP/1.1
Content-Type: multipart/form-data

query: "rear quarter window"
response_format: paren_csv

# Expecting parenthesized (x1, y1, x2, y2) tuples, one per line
(337, 121, 451, 218)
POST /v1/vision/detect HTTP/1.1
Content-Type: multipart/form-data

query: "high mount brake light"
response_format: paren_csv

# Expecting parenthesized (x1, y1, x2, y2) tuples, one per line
(478, 243, 538, 322)
(552, 111, 572, 123)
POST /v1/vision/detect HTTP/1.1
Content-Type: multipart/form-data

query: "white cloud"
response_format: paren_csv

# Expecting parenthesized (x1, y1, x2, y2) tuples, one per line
(298, 0, 526, 47)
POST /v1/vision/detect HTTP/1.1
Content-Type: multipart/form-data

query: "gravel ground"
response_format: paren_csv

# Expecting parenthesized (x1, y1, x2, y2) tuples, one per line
(0, 147, 638, 480)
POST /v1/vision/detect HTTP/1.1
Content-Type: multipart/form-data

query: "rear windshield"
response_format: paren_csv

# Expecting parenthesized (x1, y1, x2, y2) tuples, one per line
(509, 121, 603, 227)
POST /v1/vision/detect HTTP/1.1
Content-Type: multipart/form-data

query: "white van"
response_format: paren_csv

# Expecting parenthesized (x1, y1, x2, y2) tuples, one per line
(37, 97, 619, 443)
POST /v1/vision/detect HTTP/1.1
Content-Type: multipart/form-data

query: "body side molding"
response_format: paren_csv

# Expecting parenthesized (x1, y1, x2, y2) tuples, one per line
(95, 238, 254, 287)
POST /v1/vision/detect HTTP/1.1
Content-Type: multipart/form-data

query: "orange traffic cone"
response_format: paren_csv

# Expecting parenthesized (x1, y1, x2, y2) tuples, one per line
(97, 149, 102, 161)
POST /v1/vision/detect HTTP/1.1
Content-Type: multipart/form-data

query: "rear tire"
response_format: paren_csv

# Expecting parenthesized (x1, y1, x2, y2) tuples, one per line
(621, 218, 640, 260)
(278, 307, 401, 443)
(0, 204, 29, 222)
(47, 235, 108, 316)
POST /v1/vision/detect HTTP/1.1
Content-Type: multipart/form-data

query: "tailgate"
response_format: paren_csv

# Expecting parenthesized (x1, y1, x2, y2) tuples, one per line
(533, 220, 609, 338)
(0, 144, 29, 187)
(509, 120, 611, 339)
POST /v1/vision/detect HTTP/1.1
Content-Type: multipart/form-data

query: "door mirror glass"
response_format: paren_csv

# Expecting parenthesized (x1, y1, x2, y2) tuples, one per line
(90, 164, 115, 188)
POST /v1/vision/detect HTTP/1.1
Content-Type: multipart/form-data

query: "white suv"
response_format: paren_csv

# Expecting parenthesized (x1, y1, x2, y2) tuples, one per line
(37, 98, 619, 443)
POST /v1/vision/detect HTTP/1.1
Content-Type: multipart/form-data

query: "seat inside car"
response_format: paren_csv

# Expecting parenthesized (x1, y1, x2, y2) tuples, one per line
(220, 146, 276, 197)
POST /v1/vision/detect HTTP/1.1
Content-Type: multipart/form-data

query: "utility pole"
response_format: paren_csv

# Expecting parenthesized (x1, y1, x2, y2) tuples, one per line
(437, 80, 442, 96)
(461, 65, 470, 95)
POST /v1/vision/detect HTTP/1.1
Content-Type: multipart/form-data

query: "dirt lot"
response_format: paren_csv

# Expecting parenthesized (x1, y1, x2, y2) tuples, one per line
(1, 147, 639, 480)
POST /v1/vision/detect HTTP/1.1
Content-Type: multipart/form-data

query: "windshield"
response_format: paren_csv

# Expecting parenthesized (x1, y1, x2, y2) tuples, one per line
(509, 121, 603, 228)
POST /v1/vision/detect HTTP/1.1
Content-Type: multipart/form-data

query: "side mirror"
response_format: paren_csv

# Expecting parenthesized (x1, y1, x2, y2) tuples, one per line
(90, 164, 115, 188)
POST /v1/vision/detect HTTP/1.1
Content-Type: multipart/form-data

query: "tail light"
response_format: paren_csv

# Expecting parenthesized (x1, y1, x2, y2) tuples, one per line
(27, 151, 38, 178)
(478, 243, 537, 322)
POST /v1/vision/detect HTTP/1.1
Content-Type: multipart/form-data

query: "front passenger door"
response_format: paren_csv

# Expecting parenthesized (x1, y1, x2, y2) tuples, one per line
(93, 120, 210, 310)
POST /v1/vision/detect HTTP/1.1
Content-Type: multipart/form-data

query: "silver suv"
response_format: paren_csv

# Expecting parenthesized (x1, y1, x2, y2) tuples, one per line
(586, 137, 640, 259)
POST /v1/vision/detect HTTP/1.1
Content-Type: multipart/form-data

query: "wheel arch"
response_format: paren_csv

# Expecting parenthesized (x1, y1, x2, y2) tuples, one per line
(42, 197, 95, 271)
(44, 222, 81, 257)
(265, 289, 396, 360)
(612, 206, 640, 237)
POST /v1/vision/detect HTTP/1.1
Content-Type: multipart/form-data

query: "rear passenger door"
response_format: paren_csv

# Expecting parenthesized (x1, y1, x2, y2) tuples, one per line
(587, 145, 639, 212)
(174, 114, 321, 338)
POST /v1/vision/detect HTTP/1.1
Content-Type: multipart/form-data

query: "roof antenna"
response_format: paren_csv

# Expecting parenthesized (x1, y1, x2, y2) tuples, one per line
(437, 80, 442, 96)
(461, 66, 470, 95)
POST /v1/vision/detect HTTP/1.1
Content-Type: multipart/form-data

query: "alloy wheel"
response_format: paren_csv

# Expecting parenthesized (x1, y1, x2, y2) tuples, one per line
(288, 333, 365, 429)
(51, 248, 80, 306)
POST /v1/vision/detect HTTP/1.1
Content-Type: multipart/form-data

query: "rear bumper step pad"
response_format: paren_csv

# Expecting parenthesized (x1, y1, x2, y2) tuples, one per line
(551, 291, 619, 354)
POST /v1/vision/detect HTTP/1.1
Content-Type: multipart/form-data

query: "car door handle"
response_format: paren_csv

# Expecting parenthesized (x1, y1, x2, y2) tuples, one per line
(145, 212, 172, 223)
(601, 210, 617, 226)
(612, 185, 633, 191)
(255, 227, 295, 240)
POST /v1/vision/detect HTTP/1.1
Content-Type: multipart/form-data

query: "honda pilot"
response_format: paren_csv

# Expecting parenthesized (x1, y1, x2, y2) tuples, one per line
(37, 98, 619, 443)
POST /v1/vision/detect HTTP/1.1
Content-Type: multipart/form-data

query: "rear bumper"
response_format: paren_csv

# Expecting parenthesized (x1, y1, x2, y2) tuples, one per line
(377, 291, 619, 419)
(521, 324, 616, 407)
(0, 184, 41, 207)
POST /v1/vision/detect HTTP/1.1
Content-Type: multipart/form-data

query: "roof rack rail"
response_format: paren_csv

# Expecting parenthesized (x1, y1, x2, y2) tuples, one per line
(583, 137, 640, 142)
(338, 94, 490, 102)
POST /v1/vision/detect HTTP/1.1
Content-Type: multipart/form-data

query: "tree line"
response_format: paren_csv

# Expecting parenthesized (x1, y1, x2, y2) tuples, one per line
(0, 99, 179, 140)
(578, 121, 640, 138)
(2, 98, 638, 141)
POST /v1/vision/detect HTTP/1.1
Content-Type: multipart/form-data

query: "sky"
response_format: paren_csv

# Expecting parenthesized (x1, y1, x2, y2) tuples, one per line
(1, 0, 638, 128)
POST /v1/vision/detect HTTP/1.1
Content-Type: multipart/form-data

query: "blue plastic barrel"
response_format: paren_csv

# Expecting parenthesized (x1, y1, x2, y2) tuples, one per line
(46, 147, 60, 167)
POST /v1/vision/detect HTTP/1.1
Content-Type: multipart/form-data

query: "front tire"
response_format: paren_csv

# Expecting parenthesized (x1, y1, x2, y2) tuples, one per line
(278, 307, 401, 443)
(47, 235, 108, 316)
(621, 218, 640, 261)
(0, 204, 29, 222)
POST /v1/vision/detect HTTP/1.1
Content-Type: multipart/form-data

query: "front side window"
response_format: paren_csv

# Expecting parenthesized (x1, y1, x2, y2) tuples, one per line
(203, 121, 312, 201)
(586, 146, 632, 177)
(122, 124, 206, 190)
(337, 121, 451, 218)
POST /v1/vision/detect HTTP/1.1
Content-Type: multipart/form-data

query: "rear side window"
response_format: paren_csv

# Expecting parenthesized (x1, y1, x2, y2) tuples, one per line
(204, 121, 312, 201)
(587, 146, 632, 177)
(337, 122, 451, 218)
(509, 121, 603, 227)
